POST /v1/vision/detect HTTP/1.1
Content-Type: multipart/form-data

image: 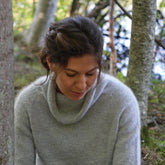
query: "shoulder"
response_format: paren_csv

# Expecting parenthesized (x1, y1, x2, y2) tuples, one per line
(98, 73, 139, 110)
(99, 73, 140, 123)
(100, 73, 135, 97)
(14, 76, 47, 108)
(100, 72, 127, 88)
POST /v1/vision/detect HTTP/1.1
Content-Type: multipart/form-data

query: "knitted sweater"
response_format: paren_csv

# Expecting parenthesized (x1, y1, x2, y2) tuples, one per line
(14, 73, 141, 165)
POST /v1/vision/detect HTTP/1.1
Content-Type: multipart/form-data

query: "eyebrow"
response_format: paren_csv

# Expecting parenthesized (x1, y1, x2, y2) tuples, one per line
(64, 66, 99, 73)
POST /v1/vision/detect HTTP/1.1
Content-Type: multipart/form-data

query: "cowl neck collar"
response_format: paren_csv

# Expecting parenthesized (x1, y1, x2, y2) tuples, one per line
(46, 73, 108, 125)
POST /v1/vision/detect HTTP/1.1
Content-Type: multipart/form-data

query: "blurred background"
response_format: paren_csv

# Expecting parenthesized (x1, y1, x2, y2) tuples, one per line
(13, 0, 165, 164)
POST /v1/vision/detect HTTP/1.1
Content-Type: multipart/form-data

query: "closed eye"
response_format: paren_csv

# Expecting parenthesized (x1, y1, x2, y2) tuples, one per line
(66, 73, 76, 77)
(86, 73, 94, 76)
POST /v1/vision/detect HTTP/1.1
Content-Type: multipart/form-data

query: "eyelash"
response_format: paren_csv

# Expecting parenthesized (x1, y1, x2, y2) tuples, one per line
(86, 73, 94, 76)
(66, 73, 75, 77)
(66, 73, 94, 77)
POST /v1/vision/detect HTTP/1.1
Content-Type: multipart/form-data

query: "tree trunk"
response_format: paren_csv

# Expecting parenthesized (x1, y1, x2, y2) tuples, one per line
(24, 0, 59, 50)
(126, 0, 156, 126)
(109, 0, 117, 76)
(0, 1, 14, 165)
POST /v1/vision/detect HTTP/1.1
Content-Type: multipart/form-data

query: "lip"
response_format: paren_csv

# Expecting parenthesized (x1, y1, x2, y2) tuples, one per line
(72, 91, 85, 97)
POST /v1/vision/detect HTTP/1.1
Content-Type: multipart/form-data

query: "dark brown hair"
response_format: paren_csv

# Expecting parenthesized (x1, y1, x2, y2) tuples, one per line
(40, 16, 103, 79)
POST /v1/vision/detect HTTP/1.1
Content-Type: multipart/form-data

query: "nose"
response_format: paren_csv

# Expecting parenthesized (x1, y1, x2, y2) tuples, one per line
(76, 75, 87, 91)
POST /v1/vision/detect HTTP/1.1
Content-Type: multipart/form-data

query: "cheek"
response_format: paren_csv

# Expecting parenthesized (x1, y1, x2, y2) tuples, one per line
(87, 75, 97, 87)
(56, 75, 73, 89)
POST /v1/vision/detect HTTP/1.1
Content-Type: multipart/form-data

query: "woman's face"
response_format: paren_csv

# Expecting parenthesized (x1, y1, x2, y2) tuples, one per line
(54, 54, 98, 100)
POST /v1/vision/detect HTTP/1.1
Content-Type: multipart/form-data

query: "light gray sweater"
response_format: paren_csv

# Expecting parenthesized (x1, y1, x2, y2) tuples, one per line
(14, 73, 141, 165)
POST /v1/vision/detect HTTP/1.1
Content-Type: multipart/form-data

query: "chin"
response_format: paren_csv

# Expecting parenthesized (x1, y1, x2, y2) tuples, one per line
(68, 95, 85, 101)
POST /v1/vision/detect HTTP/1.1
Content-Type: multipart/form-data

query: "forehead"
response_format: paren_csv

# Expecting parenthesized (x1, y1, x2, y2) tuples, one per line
(65, 54, 98, 70)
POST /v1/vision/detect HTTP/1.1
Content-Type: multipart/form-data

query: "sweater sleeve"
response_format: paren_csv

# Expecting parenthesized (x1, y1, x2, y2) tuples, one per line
(14, 90, 36, 165)
(112, 95, 141, 165)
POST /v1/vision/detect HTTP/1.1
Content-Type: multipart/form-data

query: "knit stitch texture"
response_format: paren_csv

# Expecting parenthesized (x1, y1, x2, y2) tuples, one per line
(15, 73, 141, 165)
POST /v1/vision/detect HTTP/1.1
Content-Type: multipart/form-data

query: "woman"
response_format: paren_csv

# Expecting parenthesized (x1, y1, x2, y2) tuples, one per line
(15, 16, 141, 165)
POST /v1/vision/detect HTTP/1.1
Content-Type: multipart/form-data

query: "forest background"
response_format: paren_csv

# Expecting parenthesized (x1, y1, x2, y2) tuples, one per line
(4, 0, 165, 164)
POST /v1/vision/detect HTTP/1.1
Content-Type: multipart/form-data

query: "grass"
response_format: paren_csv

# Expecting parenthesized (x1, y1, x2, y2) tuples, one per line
(14, 45, 46, 94)
(141, 126, 165, 164)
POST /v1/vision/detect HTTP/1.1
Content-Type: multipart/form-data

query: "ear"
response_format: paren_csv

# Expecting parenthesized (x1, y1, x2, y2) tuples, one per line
(46, 58, 55, 71)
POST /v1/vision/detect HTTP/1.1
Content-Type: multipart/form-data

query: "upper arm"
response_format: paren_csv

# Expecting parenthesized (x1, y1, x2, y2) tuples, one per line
(112, 98, 141, 165)
(14, 91, 36, 165)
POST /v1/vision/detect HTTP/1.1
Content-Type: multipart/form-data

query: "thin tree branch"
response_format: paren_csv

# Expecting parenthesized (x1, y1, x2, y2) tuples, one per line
(114, 11, 131, 20)
(87, 0, 165, 50)
(114, 0, 132, 19)
(114, 0, 165, 50)
(70, 0, 80, 17)
(96, 11, 109, 26)
(84, 0, 90, 16)
(153, 24, 165, 63)
(109, 0, 117, 76)
(87, 0, 109, 18)
(155, 38, 165, 49)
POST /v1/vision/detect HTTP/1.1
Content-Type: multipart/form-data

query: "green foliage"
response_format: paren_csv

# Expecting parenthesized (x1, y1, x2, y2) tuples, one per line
(159, 1, 165, 9)
(148, 79, 165, 111)
(154, 161, 165, 165)
(142, 76, 165, 164)
(13, 0, 36, 39)
(116, 72, 126, 83)
(142, 76, 165, 163)
(141, 126, 165, 164)
(118, 0, 132, 8)
(13, 1, 165, 164)
(14, 50, 46, 93)
(55, 0, 99, 21)
(15, 61, 45, 92)
(55, 0, 72, 21)
(141, 126, 151, 146)
(149, 129, 165, 157)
